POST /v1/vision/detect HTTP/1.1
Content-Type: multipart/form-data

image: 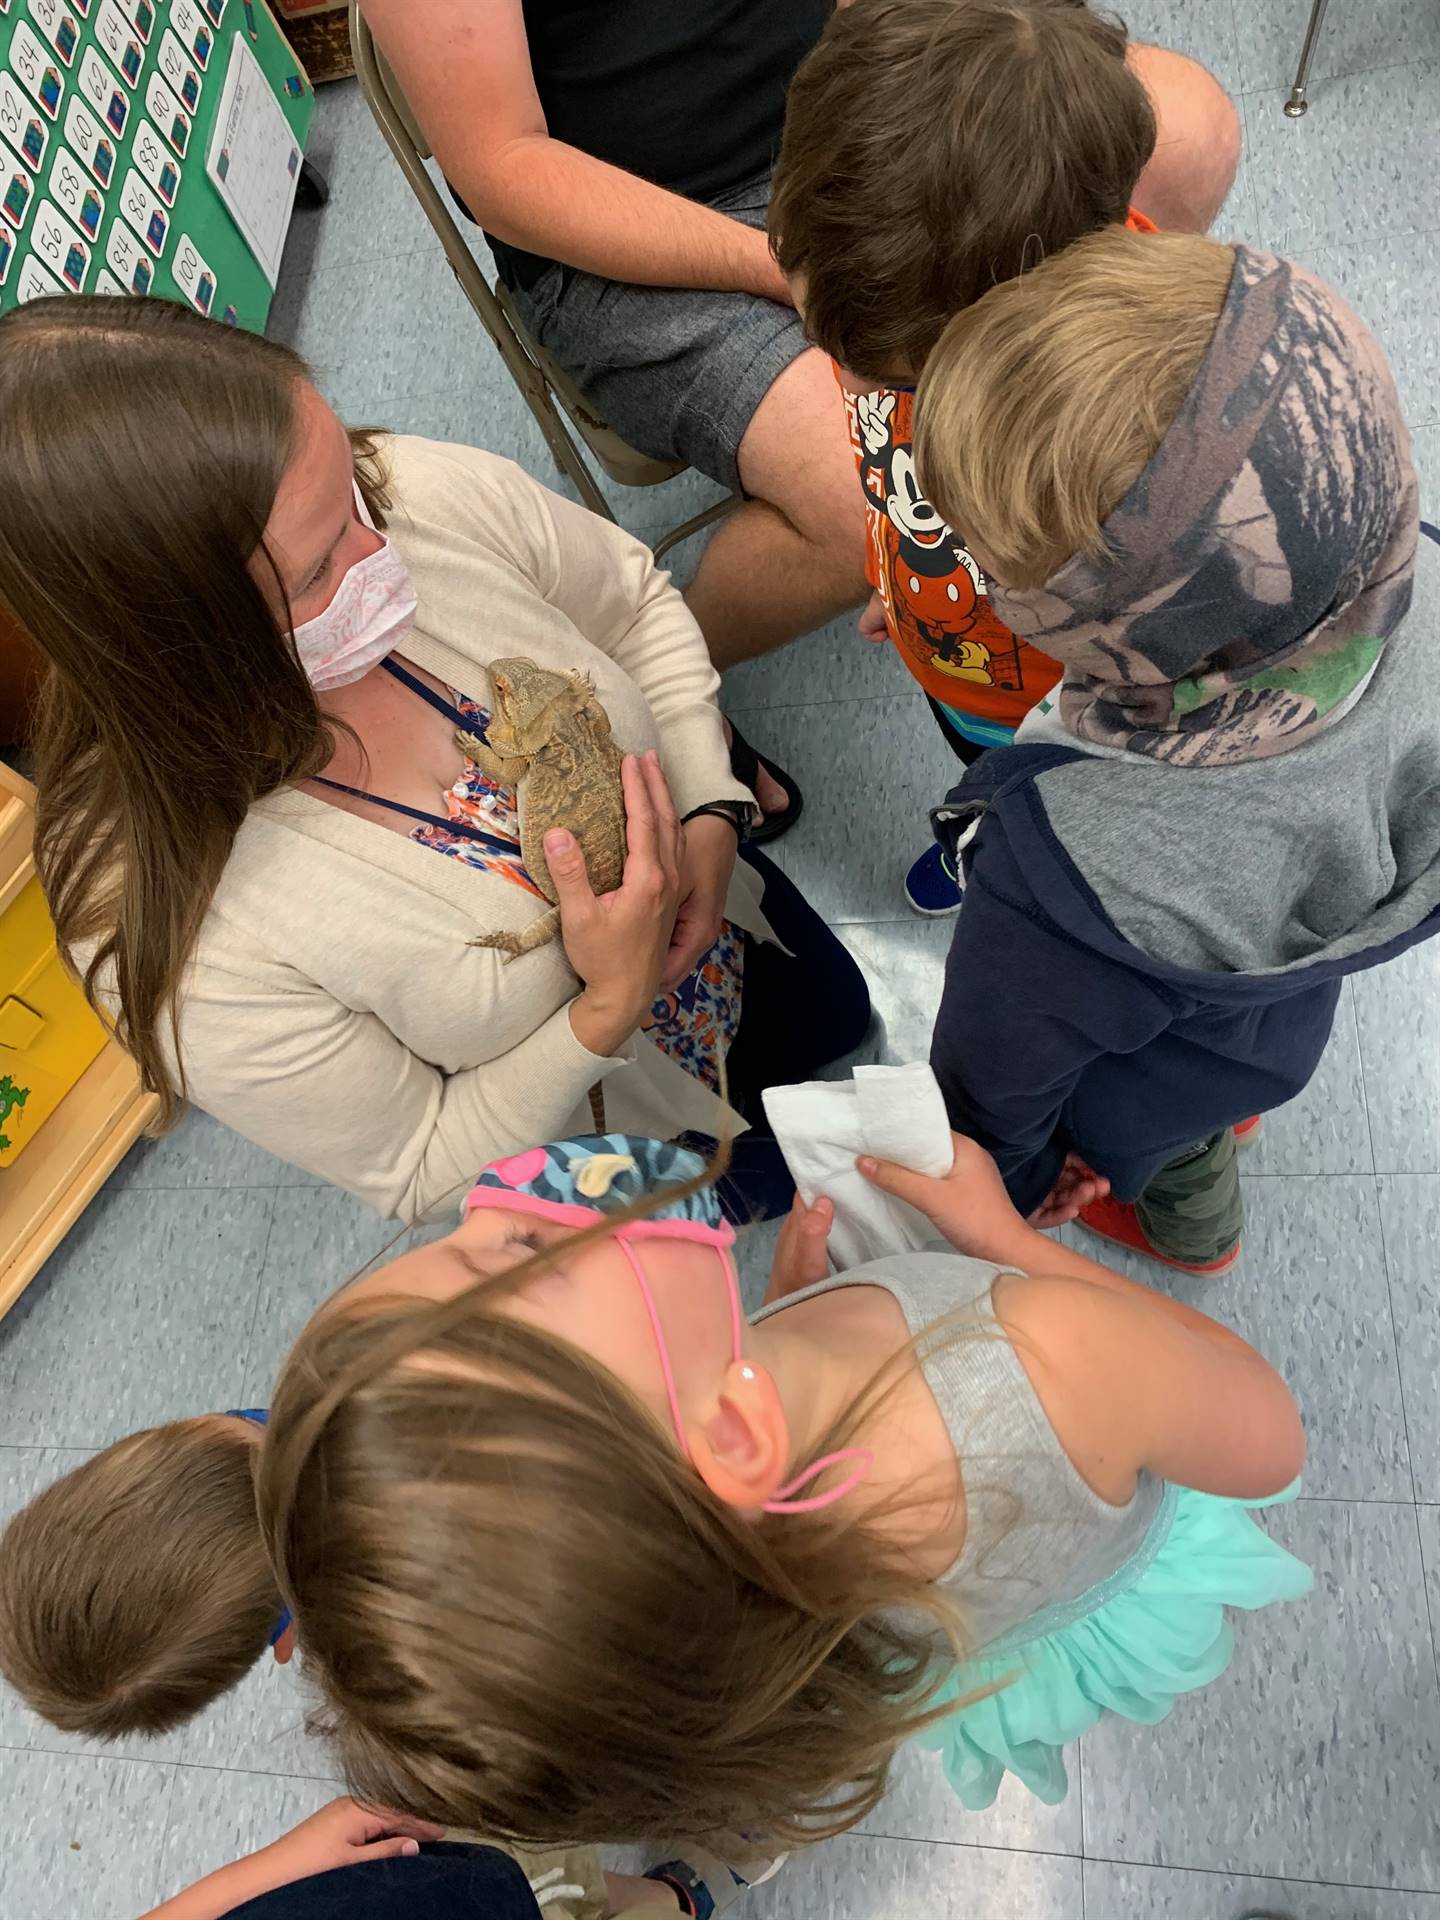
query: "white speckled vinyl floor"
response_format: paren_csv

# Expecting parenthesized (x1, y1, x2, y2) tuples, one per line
(5, 5, 1440, 1914)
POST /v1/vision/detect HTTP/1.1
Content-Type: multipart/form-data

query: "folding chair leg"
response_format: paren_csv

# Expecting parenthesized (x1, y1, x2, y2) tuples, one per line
(652, 494, 744, 563)
(442, 263, 616, 522)
(1283, 0, 1330, 116)
(522, 386, 615, 521)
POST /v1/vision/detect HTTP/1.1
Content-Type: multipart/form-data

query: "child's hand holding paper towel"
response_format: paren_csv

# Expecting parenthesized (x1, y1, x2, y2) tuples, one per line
(762, 1063, 1113, 1277)
(761, 1063, 957, 1271)
(856, 1129, 1030, 1265)
(858, 1135, 1110, 1262)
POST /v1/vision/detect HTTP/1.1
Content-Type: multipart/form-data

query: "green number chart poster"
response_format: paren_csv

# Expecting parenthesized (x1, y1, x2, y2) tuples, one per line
(0, 0, 314, 331)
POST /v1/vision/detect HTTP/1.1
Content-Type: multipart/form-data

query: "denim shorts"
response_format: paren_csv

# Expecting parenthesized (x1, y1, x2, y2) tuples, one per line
(509, 168, 809, 492)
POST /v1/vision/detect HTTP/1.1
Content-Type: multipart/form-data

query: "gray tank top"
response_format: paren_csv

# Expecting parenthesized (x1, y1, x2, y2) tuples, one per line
(752, 1251, 1164, 1651)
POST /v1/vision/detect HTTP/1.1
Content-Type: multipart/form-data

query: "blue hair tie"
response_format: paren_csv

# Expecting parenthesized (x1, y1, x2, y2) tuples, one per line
(226, 1408, 292, 1648)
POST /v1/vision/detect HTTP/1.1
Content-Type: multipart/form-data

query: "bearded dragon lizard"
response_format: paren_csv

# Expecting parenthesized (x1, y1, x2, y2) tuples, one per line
(465, 656, 627, 962)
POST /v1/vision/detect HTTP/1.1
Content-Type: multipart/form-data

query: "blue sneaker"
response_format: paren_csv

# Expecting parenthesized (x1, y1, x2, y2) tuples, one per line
(904, 841, 963, 916)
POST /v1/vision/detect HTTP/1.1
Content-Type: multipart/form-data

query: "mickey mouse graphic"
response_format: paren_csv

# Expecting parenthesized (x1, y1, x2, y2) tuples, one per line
(854, 390, 1000, 684)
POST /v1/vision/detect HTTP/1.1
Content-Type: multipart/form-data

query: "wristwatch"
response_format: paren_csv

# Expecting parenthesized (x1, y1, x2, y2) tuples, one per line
(682, 799, 752, 844)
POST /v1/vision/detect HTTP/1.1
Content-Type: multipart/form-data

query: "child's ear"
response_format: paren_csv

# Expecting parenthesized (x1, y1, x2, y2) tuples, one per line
(271, 1621, 297, 1666)
(688, 1361, 792, 1513)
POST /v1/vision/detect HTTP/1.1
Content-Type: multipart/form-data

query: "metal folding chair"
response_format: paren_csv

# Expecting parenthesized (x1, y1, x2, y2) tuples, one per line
(347, 3, 741, 560)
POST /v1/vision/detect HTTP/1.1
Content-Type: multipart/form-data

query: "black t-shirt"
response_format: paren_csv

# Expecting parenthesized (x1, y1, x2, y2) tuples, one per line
(488, 0, 832, 287)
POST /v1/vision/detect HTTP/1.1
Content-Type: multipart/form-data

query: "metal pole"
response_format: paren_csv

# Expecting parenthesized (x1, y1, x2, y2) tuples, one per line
(1284, 0, 1332, 117)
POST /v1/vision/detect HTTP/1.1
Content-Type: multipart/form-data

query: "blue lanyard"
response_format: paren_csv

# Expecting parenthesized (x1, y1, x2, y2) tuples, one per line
(311, 656, 522, 858)
(377, 655, 479, 728)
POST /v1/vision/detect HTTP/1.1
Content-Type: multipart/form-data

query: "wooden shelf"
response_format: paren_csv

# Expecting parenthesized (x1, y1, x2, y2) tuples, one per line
(0, 756, 160, 1321)
(0, 1044, 160, 1320)
(0, 777, 33, 915)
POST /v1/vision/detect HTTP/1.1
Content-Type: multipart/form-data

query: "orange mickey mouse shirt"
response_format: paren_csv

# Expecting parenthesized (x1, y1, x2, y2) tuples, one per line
(841, 209, 1157, 748)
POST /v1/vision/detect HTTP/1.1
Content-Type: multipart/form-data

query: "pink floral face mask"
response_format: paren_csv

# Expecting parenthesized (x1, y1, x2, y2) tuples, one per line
(466, 1135, 874, 1515)
(290, 483, 418, 691)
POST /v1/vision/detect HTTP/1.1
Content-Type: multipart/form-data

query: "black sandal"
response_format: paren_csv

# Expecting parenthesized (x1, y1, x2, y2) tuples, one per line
(726, 719, 803, 846)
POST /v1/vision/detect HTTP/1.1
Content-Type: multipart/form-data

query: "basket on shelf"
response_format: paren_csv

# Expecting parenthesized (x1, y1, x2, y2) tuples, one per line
(275, 0, 354, 83)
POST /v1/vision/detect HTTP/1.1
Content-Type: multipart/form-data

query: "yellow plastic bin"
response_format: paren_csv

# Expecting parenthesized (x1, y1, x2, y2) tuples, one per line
(0, 877, 108, 1167)
(0, 758, 159, 1319)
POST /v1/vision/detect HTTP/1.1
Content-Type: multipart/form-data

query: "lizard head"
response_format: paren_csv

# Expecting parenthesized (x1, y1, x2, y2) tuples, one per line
(488, 657, 594, 747)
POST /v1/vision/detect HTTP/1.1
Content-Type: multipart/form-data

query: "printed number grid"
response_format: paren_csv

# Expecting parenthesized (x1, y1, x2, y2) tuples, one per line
(0, 0, 312, 327)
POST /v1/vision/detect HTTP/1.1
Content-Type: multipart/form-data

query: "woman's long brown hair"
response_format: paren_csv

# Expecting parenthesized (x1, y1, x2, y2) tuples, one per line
(0, 296, 387, 1123)
(258, 1155, 984, 1847)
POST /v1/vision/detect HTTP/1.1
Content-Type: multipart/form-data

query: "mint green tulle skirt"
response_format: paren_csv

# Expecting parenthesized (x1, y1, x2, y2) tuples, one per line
(915, 1482, 1313, 1808)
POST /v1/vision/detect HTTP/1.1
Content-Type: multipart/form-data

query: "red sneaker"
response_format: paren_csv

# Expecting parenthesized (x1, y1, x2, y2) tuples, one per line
(1078, 1193, 1241, 1276)
(1233, 1114, 1264, 1147)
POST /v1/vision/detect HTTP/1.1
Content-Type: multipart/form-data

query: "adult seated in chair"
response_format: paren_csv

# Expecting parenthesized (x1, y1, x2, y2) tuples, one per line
(359, 0, 1240, 695)
(0, 297, 868, 1227)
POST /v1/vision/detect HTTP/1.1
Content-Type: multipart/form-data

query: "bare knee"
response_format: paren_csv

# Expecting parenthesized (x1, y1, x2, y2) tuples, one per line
(736, 348, 869, 585)
(1128, 44, 1241, 234)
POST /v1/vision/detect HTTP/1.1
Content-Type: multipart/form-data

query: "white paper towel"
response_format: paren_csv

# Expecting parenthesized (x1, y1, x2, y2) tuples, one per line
(761, 1062, 955, 1269)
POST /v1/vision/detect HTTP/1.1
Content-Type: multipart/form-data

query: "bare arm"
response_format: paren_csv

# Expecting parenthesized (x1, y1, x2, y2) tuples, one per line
(361, 0, 790, 301)
(860, 1133, 1306, 1499)
(863, 1132, 1259, 1349)
(995, 1273, 1305, 1503)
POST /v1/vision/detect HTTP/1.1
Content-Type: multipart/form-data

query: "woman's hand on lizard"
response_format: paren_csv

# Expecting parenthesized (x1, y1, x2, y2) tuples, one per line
(663, 813, 738, 990)
(556, 752, 684, 1056)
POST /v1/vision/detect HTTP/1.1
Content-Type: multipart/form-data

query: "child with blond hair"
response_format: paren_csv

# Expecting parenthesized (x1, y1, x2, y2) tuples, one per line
(0, 1375, 766, 1918)
(769, 0, 1236, 913)
(912, 226, 1435, 1270)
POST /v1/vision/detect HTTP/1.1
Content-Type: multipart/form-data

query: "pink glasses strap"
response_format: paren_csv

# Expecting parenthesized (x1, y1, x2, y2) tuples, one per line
(763, 1448, 875, 1516)
(617, 1230, 872, 1515)
(722, 1245, 743, 1365)
(616, 1235, 692, 1460)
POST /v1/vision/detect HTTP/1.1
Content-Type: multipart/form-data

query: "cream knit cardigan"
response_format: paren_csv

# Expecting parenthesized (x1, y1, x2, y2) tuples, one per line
(136, 436, 770, 1222)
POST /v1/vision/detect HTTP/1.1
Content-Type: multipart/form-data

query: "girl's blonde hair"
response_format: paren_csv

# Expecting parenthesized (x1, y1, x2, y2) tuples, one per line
(258, 1180, 977, 1846)
(914, 226, 1236, 588)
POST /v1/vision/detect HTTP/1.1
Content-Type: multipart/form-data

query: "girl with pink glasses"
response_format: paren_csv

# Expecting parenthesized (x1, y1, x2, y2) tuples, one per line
(258, 1130, 1307, 1860)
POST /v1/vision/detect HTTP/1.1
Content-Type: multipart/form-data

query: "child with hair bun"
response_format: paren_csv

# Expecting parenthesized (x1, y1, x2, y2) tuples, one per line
(257, 1128, 1308, 1845)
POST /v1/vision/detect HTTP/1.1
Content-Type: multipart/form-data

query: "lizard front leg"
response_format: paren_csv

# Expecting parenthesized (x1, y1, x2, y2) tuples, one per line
(465, 741, 531, 788)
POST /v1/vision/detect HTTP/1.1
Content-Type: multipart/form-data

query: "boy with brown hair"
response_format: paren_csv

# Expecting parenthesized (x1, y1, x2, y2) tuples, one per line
(769, 0, 1203, 915)
(910, 226, 1435, 1271)
(0, 1411, 289, 1738)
